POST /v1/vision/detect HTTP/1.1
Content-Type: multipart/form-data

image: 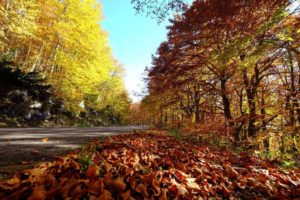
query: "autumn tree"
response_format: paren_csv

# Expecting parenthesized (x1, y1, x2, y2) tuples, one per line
(0, 0, 130, 125)
(144, 0, 300, 144)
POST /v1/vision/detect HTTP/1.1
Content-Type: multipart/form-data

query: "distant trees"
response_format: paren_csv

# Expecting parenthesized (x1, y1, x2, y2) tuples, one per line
(141, 0, 300, 145)
(0, 0, 130, 126)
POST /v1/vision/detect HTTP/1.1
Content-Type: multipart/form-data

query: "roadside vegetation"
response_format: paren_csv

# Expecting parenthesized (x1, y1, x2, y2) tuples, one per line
(0, 0, 130, 127)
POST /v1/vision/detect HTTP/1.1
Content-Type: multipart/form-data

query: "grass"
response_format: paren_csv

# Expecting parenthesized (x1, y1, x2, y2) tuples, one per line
(168, 129, 181, 139)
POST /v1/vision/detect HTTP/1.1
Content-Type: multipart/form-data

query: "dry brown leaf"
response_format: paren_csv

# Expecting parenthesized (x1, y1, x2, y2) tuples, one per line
(89, 180, 104, 195)
(223, 163, 239, 180)
(21, 161, 29, 165)
(152, 179, 161, 196)
(31, 149, 40, 155)
(121, 190, 133, 200)
(41, 137, 49, 143)
(0, 132, 299, 199)
(98, 189, 113, 200)
(257, 173, 268, 184)
(28, 186, 47, 200)
(111, 177, 127, 193)
(0, 176, 21, 192)
(44, 174, 57, 187)
(86, 165, 99, 180)
(159, 188, 168, 200)
(135, 183, 149, 197)
(72, 184, 87, 199)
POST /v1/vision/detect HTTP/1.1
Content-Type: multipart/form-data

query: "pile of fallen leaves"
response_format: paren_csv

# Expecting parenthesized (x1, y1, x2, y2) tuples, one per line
(0, 132, 300, 200)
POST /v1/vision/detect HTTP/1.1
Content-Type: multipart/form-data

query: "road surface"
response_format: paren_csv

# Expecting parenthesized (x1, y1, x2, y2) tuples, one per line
(0, 126, 148, 179)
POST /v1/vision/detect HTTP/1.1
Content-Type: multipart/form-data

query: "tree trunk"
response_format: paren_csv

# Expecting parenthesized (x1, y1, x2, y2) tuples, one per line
(247, 94, 256, 138)
(289, 50, 296, 127)
(260, 92, 267, 131)
(194, 91, 201, 124)
(195, 106, 200, 123)
(242, 68, 257, 138)
(296, 51, 300, 124)
(221, 79, 233, 121)
(164, 112, 168, 127)
(220, 79, 238, 140)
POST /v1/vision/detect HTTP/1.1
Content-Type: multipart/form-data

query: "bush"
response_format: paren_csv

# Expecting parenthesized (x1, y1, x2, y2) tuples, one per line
(0, 61, 63, 127)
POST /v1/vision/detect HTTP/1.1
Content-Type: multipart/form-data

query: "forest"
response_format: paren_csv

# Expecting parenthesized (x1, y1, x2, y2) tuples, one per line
(129, 0, 300, 165)
(0, 0, 300, 199)
(0, 0, 131, 127)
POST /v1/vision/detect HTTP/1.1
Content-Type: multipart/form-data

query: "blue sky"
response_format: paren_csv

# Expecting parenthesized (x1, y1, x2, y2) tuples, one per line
(100, 0, 170, 102)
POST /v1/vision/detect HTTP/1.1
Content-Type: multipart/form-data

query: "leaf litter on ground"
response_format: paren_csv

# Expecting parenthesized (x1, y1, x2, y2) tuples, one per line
(0, 131, 299, 199)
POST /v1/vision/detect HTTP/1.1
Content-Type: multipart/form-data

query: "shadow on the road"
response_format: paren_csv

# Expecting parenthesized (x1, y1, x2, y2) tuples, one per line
(0, 126, 149, 179)
(0, 126, 148, 165)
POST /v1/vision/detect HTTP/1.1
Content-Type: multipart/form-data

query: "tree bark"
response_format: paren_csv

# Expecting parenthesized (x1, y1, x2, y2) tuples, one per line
(220, 79, 238, 140)
(242, 68, 257, 138)
(247, 93, 256, 138)
(260, 92, 267, 131)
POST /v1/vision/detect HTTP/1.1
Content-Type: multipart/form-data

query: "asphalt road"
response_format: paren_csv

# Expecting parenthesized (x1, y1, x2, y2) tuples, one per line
(0, 126, 148, 178)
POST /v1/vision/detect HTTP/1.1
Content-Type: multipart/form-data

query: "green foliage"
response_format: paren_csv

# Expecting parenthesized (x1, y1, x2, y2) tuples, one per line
(281, 160, 295, 168)
(78, 155, 94, 172)
(168, 129, 181, 139)
(140, 167, 148, 174)
(98, 136, 107, 144)
(99, 168, 105, 178)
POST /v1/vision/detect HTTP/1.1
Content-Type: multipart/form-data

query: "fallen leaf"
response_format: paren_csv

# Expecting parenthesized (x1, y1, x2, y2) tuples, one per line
(98, 189, 113, 200)
(111, 177, 127, 193)
(31, 149, 39, 155)
(28, 185, 46, 200)
(86, 165, 99, 180)
(41, 138, 49, 143)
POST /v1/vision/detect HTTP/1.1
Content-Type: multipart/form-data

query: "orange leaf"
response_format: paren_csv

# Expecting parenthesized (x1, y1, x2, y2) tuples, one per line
(89, 180, 104, 195)
(135, 183, 149, 197)
(98, 189, 113, 200)
(0, 176, 20, 192)
(159, 188, 168, 200)
(86, 165, 99, 180)
(28, 186, 47, 200)
(223, 163, 239, 179)
(111, 177, 127, 193)
(41, 138, 49, 143)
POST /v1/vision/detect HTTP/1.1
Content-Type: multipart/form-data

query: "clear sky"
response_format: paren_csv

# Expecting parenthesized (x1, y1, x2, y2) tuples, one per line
(99, 0, 170, 102)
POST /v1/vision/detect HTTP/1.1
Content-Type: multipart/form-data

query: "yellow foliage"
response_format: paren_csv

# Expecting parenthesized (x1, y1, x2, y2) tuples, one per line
(0, 0, 130, 114)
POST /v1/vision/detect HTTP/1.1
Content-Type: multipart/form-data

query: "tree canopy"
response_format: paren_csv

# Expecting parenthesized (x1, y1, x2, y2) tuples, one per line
(140, 0, 300, 147)
(0, 0, 130, 126)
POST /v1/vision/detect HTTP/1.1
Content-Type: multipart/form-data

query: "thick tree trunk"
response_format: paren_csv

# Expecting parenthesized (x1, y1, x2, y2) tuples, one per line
(242, 68, 257, 138)
(286, 95, 294, 126)
(164, 112, 168, 127)
(296, 51, 300, 124)
(220, 79, 238, 140)
(247, 94, 256, 138)
(221, 79, 232, 121)
(159, 111, 163, 128)
(260, 93, 267, 131)
(194, 91, 201, 124)
(290, 51, 296, 127)
(195, 106, 200, 124)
